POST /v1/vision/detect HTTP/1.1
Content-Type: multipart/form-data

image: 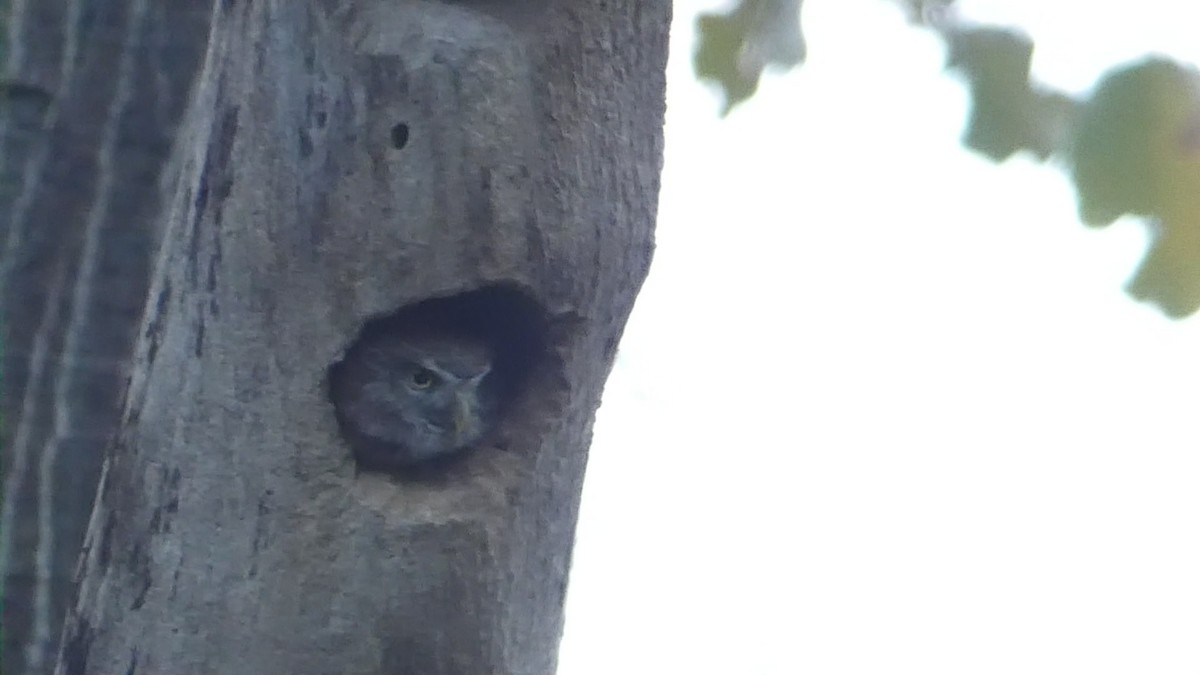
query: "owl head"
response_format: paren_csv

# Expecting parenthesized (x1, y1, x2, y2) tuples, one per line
(331, 330, 498, 469)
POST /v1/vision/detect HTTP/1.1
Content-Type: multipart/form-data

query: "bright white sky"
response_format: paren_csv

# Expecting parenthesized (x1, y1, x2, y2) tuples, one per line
(559, 1, 1200, 673)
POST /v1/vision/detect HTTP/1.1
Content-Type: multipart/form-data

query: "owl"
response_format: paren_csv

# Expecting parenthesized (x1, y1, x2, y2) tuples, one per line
(329, 327, 498, 471)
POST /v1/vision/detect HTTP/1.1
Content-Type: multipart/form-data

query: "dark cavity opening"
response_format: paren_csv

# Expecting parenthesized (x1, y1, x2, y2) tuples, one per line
(329, 284, 551, 477)
(390, 122, 409, 149)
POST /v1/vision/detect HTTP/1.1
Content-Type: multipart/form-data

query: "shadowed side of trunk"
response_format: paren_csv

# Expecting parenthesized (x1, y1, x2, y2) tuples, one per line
(0, 3, 210, 673)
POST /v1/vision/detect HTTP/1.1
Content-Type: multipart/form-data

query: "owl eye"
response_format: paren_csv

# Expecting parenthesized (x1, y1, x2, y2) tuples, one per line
(409, 367, 438, 390)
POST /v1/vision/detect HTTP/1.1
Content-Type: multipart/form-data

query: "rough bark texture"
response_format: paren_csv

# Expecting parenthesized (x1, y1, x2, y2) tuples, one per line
(55, 1, 668, 673)
(0, 2, 210, 673)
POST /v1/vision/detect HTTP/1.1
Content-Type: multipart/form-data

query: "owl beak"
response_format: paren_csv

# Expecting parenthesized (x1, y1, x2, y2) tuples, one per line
(453, 391, 474, 444)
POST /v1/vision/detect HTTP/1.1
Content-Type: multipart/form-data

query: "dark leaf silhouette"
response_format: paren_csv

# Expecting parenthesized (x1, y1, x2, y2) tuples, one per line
(946, 27, 1077, 161)
(1071, 59, 1200, 316)
(692, 2, 1200, 317)
(694, 0, 805, 116)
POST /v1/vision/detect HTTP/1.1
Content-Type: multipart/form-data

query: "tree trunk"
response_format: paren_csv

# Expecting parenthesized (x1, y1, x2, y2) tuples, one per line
(0, 3, 210, 673)
(55, 1, 668, 673)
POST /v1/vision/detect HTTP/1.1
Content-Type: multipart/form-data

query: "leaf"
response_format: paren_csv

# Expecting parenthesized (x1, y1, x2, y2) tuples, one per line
(1126, 217, 1200, 318)
(1071, 59, 1200, 226)
(946, 27, 1078, 161)
(1068, 58, 1200, 316)
(694, 0, 806, 116)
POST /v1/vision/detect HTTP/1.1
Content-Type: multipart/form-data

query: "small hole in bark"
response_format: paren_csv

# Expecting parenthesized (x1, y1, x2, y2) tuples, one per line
(390, 123, 409, 149)
(329, 285, 550, 478)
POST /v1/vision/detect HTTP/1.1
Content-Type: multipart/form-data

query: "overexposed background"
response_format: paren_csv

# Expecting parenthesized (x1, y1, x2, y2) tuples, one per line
(559, 1, 1200, 673)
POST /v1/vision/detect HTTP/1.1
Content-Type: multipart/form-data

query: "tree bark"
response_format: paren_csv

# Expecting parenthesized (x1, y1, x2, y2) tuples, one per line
(55, 1, 668, 673)
(0, 3, 210, 673)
